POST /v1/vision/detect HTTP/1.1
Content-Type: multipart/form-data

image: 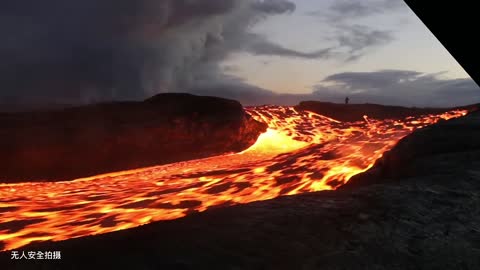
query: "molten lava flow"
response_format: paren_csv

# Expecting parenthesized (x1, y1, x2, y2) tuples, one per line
(0, 106, 468, 251)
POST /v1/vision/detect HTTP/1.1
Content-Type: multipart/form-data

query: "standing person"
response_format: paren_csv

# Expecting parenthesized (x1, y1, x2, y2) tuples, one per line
(345, 96, 349, 104)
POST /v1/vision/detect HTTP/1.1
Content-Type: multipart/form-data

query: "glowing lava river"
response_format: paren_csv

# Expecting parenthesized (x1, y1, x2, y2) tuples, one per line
(0, 106, 468, 251)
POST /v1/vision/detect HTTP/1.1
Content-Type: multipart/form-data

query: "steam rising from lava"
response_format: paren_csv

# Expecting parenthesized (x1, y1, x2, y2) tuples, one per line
(0, 106, 468, 251)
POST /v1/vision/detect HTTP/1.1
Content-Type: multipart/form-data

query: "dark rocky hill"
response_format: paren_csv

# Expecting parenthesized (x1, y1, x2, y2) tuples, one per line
(0, 93, 267, 182)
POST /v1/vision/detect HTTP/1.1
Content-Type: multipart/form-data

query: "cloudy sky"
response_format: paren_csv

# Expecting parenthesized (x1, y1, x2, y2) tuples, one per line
(1, 0, 479, 108)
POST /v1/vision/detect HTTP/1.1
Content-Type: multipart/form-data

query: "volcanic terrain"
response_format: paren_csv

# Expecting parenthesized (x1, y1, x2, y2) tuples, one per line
(0, 95, 478, 269)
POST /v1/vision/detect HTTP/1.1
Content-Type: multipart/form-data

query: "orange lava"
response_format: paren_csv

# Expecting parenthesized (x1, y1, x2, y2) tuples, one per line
(0, 106, 468, 251)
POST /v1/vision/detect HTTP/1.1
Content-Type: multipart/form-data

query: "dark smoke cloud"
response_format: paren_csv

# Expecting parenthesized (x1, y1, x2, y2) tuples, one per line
(252, 0, 296, 14)
(0, 0, 306, 106)
(1, 0, 238, 104)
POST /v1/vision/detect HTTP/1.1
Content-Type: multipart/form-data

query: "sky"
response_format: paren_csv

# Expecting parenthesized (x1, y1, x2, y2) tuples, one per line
(1, 0, 479, 109)
(227, 0, 469, 93)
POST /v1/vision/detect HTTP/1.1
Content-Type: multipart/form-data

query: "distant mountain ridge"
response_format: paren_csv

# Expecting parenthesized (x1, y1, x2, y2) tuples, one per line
(296, 101, 479, 122)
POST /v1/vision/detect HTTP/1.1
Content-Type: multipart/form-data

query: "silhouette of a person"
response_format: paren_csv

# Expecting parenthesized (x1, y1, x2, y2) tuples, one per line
(345, 96, 349, 104)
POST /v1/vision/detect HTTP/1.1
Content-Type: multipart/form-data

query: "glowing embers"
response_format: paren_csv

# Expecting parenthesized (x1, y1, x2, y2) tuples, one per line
(0, 106, 468, 251)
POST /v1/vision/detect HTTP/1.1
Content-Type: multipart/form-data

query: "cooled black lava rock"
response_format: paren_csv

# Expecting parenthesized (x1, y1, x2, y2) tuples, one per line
(346, 109, 480, 187)
(0, 93, 267, 182)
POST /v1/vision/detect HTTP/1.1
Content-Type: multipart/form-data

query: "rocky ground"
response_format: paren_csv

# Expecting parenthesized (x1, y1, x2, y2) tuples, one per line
(1, 107, 479, 270)
(0, 93, 267, 182)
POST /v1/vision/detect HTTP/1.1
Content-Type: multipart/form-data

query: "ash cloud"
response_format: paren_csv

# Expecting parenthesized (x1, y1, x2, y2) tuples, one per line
(252, 0, 296, 14)
(0, 0, 307, 106)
